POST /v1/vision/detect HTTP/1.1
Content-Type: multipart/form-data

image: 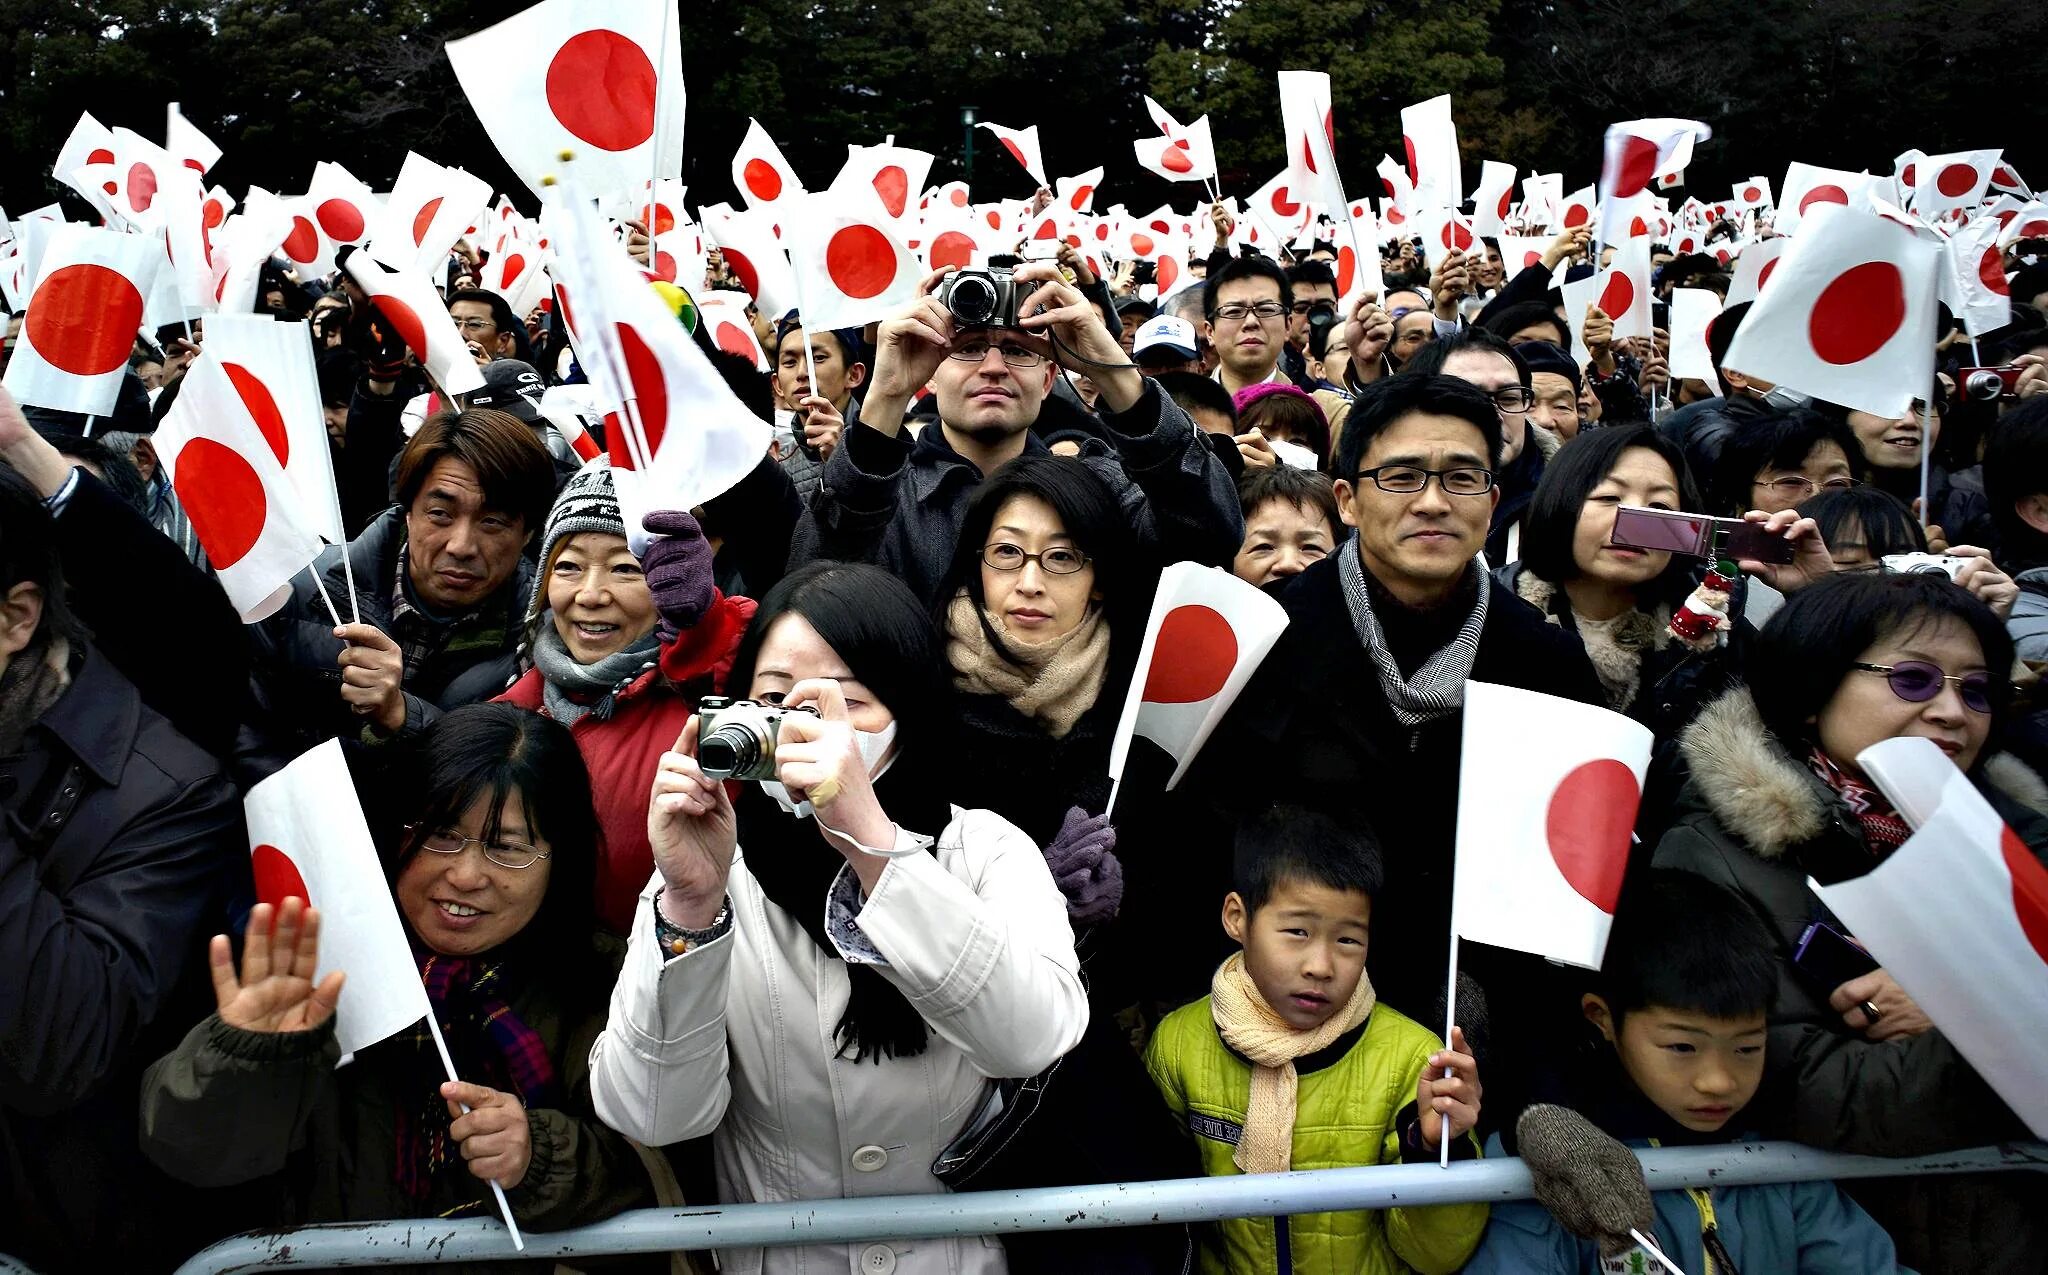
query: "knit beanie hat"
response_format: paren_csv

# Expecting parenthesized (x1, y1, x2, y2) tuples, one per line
(527, 458, 624, 623)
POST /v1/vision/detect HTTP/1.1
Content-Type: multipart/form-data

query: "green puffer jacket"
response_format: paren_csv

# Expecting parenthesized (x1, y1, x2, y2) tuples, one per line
(1143, 997, 1487, 1275)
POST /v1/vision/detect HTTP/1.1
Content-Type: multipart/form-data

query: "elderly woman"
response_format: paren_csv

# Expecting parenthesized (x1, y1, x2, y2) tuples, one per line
(589, 562, 1087, 1275)
(1653, 573, 2048, 1270)
(139, 704, 653, 1263)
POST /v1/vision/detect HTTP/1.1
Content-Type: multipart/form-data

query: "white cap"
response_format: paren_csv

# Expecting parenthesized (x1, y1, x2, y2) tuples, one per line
(1133, 315, 1199, 362)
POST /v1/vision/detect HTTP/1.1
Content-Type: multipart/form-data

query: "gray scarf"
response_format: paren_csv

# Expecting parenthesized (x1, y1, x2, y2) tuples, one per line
(530, 616, 660, 728)
(1337, 537, 1489, 727)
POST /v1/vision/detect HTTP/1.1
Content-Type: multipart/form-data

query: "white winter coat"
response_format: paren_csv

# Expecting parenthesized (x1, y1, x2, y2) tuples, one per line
(589, 805, 1089, 1274)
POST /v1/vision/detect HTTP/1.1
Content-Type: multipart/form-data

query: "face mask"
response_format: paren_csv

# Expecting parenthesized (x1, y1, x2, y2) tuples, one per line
(760, 721, 899, 819)
(1759, 385, 1810, 411)
(770, 409, 798, 460)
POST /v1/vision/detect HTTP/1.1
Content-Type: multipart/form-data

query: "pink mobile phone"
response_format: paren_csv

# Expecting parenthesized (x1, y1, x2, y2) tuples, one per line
(1609, 507, 1715, 556)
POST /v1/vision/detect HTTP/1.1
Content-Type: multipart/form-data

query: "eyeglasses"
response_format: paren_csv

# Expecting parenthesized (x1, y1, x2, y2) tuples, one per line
(949, 339, 1046, 368)
(1851, 661, 1995, 714)
(1755, 475, 1859, 498)
(982, 543, 1091, 574)
(1290, 300, 1337, 315)
(451, 317, 498, 334)
(1354, 465, 1496, 496)
(1484, 385, 1535, 413)
(1210, 302, 1287, 323)
(404, 823, 551, 870)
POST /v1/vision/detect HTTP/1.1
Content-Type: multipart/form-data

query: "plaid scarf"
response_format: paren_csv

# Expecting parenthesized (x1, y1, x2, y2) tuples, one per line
(1337, 538, 1489, 727)
(390, 543, 494, 682)
(1808, 747, 1912, 858)
(393, 951, 560, 1200)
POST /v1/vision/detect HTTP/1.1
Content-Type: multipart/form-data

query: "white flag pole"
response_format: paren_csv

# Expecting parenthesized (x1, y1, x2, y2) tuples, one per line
(1438, 929, 1459, 1169)
(337, 539, 362, 627)
(1629, 1228, 1687, 1275)
(422, 1011, 526, 1252)
(306, 561, 346, 631)
(645, 0, 672, 276)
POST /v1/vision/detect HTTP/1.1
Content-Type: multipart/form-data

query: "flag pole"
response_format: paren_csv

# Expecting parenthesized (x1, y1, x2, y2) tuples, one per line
(306, 561, 346, 632)
(1438, 928, 1458, 1169)
(422, 1011, 527, 1252)
(1629, 1229, 1687, 1275)
(337, 538, 361, 627)
(645, 0, 673, 276)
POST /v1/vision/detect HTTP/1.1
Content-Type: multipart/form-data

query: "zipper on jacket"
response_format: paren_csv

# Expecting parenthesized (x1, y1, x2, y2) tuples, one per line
(1685, 1186, 1740, 1275)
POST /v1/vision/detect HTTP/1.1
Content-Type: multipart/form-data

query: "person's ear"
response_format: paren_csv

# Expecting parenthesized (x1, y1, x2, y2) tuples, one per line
(1332, 479, 1360, 528)
(0, 581, 46, 661)
(1221, 891, 1249, 943)
(1582, 993, 1618, 1044)
(845, 361, 867, 391)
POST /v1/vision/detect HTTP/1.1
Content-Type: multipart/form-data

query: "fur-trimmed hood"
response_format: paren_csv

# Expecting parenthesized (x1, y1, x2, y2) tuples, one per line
(1676, 685, 2048, 860)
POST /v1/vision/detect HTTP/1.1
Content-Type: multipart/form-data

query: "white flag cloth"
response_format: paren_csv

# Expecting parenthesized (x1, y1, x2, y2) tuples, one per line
(1522, 173, 1564, 230)
(202, 315, 345, 544)
(1055, 167, 1106, 216)
(154, 353, 327, 621)
(1812, 738, 2048, 1138)
(1722, 238, 1789, 309)
(342, 251, 488, 396)
(547, 180, 768, 555)
(1134, 117, 1217, 183)
(243, 739, 433, 1057)
(446, 0, 684, 200)
(1497, 234, 1552, 278)
(1248, 170, 1312, 241)
(1107, 562, 1288, 790)
(1722, 204, 1942, 417)
(696, 290, 769, 370)
(1584, 233, 1653, 340)
(1943, 215, 2012, 339)
(1599, 119, 1708, 212)
(1556, 184, 1597, 234)
(306, 162, 381, 252)
(1400, 94, 1463, 210)
(977, 121, 1049, 189)
(731, 118, 806, 213)
(832, 142, 934, 224)
(370, 153, 493, 278)
(151, 165, 219, 313)
(2, 223, 159, 416)
(1668, 287, 1723, 383)
(1910, 149, 2001, 220)
(700, 205, 797, 315)
(1471, 160, 1517, 238)
(164, 103, 221, 177)
(104, 127, 180, 226)
(52, 112, 116, 208)
(1280, 72, 1350, 225)
(1452, 682, 1652, 969)
(782, 191, 923, 331)
(1330, 207, 1384, 311)
(1777, 163, 1875, 238)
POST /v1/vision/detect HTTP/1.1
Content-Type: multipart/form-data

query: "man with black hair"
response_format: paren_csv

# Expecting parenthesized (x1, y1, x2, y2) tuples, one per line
(1282, 260, 1338, 391)
(447, 288, 524, 364)
(1407, 330, 1546, 564)
(1988, 398, 2048, 661)
(1205, 256, 1294, 394)
(771, 321, 868, 501)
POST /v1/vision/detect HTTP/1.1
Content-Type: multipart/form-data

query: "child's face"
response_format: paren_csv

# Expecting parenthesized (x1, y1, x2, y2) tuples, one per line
(1223, 879, 1371, 1032)
(1586, 996, 1766, 1133)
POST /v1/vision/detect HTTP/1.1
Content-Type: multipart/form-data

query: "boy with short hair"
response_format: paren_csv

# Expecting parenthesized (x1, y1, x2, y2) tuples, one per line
(1144, 807, 1487, 1275)
(1464, 869, 1907, 1273)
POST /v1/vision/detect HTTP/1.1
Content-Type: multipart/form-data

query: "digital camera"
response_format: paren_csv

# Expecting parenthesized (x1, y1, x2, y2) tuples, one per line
(939, 266, 1020, 329)
(696, 696, 819, 782)
(1881, 553, 1968, 581)
(1958, 365, 2023, 401)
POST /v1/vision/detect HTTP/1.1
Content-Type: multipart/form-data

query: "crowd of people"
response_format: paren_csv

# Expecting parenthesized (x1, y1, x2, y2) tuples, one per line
(3, 128, 2048, 1275)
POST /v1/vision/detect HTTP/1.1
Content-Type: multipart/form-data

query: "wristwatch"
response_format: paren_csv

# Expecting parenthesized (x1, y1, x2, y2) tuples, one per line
(653, 891, 731, 958)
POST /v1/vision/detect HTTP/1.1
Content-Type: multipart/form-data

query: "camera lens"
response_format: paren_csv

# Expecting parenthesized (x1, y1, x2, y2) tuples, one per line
(1963, 371, 2003, 401)
(697, 724, 762, 780)
(949, 275, 999, 327)
(1907, 563, 1950, 575)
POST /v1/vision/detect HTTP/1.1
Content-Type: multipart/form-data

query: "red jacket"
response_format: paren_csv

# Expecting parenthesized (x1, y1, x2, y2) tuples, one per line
(498, 592, 756, 933)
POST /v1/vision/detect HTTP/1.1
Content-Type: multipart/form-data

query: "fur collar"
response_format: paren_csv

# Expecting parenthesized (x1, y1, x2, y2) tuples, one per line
(1513, 570, 1668, 711)
(1679, 686, 2048, 860)
(1530, 424, 1565, 462)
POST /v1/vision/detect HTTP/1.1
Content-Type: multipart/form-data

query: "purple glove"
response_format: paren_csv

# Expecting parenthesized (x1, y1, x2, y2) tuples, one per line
(640, 509, 715, 639)
(1043, 806, 1122, 926)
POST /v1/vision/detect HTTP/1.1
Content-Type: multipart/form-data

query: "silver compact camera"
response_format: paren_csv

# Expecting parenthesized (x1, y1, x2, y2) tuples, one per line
(696, 696, 818, 781)
(939, 265, 1019, 329)
(1880, 553, 1968, 581)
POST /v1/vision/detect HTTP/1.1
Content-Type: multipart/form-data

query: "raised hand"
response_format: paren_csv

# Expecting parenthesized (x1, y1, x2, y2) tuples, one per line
(211, 899, 345, 1035)
(648, 715, 738, 930)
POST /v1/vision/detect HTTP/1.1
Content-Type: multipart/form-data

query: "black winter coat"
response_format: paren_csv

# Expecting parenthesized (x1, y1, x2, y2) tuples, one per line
(0, 644, 244, 1272)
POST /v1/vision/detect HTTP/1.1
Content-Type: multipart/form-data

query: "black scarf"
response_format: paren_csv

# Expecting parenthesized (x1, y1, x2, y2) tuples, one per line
(732, 760, 954, 1063)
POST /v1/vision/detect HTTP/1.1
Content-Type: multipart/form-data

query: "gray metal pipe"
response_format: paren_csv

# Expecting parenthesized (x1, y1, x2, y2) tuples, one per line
(171, 1141, 2048, 1273)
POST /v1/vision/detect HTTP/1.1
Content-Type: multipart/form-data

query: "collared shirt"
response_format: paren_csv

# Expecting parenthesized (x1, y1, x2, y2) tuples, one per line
(389, 541, 485, 682)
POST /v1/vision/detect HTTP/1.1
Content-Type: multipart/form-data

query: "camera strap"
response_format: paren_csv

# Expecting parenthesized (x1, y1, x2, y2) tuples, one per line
(817, 811, 935, 860)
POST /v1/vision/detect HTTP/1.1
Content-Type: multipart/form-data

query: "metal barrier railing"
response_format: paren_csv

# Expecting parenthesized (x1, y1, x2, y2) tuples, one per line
(168, 1141, 2048, 1273)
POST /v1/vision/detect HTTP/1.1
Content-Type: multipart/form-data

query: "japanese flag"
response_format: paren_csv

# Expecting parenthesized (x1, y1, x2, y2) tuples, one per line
(1600, 119, 1708, 213)
(1943, 214, 2011, 339)
(1249, 170, 1311, 240)
(481, 223, 552, 324)
(1522, 173, 1564, 230)
(2, 224, 159, 416)
(920, 205, 1008, 274)
(1377, 155, 1418, 218)
(731, 118, 806, 214)
(538, 385, 606, 463)
(1471, 160, 1517, 238)
(203, 314, 345, 544)
(1668, 287, 1723, 384)
(154, 353, 327, 621)
(1452, 682, 1652, 969)
(1776, 163, 1875, 238)
(1556, 184, 1597, 235)
(1592, 233, 1653, 340)
(1330, 206, 1384, 310)
(1134, 117, 1217, 183)
(1990, 162, 2032, 198)
(697, 289, 768, 370)
(52, 112, 117, 209)
(547, 179, 768, 556)
(1722, 203, 1942, 417)
(342, 250, 488, 396)
(1415, 208, 1478, 267)
(243, 739, 433, 1057)
(1056, 167, 1106, 216)
(150, 165, 220, 312)
(1497, 234, 1552, 277)
(446, 0, 684, 200)
(1911, 149, 2001, 220)
(1730, 176, 1774, 213)
(306, 162, 381, 252)
(164, 103, 221, 177)
(211, 192, 297, 316)
(1400, 94, 1463, 209)
(1812, 738, 2048, 1138)
(2001, 201, 2048, 248)
(101, 128, 179, 225)
(782, 191, 923, 331)
(832, 141, 934, 224)
(1280, 72, 1348, 222)
(700, 205, 797, 315)
(1107, 562, 1288, 791)
(1722, 237, 1789, 309)
(369, 153, 493, 278)
(977, 121, 1049, 189)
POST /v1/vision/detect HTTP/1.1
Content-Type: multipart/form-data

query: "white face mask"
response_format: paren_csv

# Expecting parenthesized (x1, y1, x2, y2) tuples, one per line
(1759, 384, 1811, 411)
(770, 409, 798, 460)
(760, 721, 899, 819)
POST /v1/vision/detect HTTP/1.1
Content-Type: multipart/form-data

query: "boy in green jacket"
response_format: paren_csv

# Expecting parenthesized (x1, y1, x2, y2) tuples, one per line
(1143, 807, 1487, 1274)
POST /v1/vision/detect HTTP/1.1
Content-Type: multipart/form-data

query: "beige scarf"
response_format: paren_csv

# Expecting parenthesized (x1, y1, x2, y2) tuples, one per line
(944, 592, 1110, 739)
(1209, 951, 1376, 1174)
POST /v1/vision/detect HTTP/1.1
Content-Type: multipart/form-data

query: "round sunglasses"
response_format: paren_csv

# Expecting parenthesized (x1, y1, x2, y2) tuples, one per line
(1851, 661, 1994, 714)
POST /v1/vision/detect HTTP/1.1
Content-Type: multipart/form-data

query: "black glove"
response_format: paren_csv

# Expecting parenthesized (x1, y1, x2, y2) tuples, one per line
(1515, 1103, 1654, 1258)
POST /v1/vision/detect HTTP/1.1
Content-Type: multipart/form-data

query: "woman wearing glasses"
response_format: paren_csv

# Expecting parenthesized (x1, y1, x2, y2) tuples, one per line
(140, 704, 655, 1245)
(1653, 573, 2048, 1271)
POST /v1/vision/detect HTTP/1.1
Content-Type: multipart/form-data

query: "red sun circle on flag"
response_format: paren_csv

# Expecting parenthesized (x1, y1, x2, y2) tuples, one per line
(1335, 245, 1357, 296)
(1156, 256, 1181, 296)
(873, 165, 910, 218)
(1563, 203, 1590, 229)
(1093, 222, 1111, 242)
(1935, 163, 1979, 198)
(370, 294, 429, 363)
(1758, 258, 1781, 292)
(2019, 219, 2048, 240)
(2001, 825, 2048, 965)
(1980, 246, 2009, 296)
(499, 253, 527, 288)
(1271, 188, 1301, 219)
(713, 320, 756, 360)
(1069, 184, 1095, 211)
(406, 198, 444, 249)
(25, 264, 147, 377)
(127, 163, 159, 212)
(173, 438, 268, 569)
(1129, 232, 1156, 258)
(928, 231, 975, 272)
(652, 251, 677, 283)
(1544, 759, 1639, 911)
(87, 147, 114, 166)
(1141, 605, 1237, 704)
(743, 159, 783, 203)
(1402, 134, 1419, 184)
(825, 225, 896, 299)
(1809, 261, 1906, 365)
(722, 247, 762, 300)
(949, 187, 970, 207)
(1611, 136, 1661, 198)
(544, 29, 657, 152)
(1385, 206, 1407, 226)
(984, 208, 1004, 231)
(251, 844, 312, 909)
(1000, 139, 1029, 169)
(1800, 184, 1849, 214)
(641, 203, 677, 235)
(1993, 165, 2018, 187)
(1032, 218, 1058, 241)
(224, 363, 290, 466)
(282, 217, 320, 264)
(204, 198, 228, 229)
(1442, 221, 1473, 252)
(1629, 216, 1649, 238)
(1497, 188, 1513, 220)
(1161, 147, 1194, 174)
(316, 198, 364, 243)
(1901, 163, 1918, 186)
(1598, 271, 1635, 319)
(1742, 185, 1762, 203)
(613, 323, 669, 461)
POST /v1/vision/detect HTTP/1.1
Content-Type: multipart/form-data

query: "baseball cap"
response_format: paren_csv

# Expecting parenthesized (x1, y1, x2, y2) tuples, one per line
(1133, 315, 1199, 364)
(468, 359, 544, 423)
